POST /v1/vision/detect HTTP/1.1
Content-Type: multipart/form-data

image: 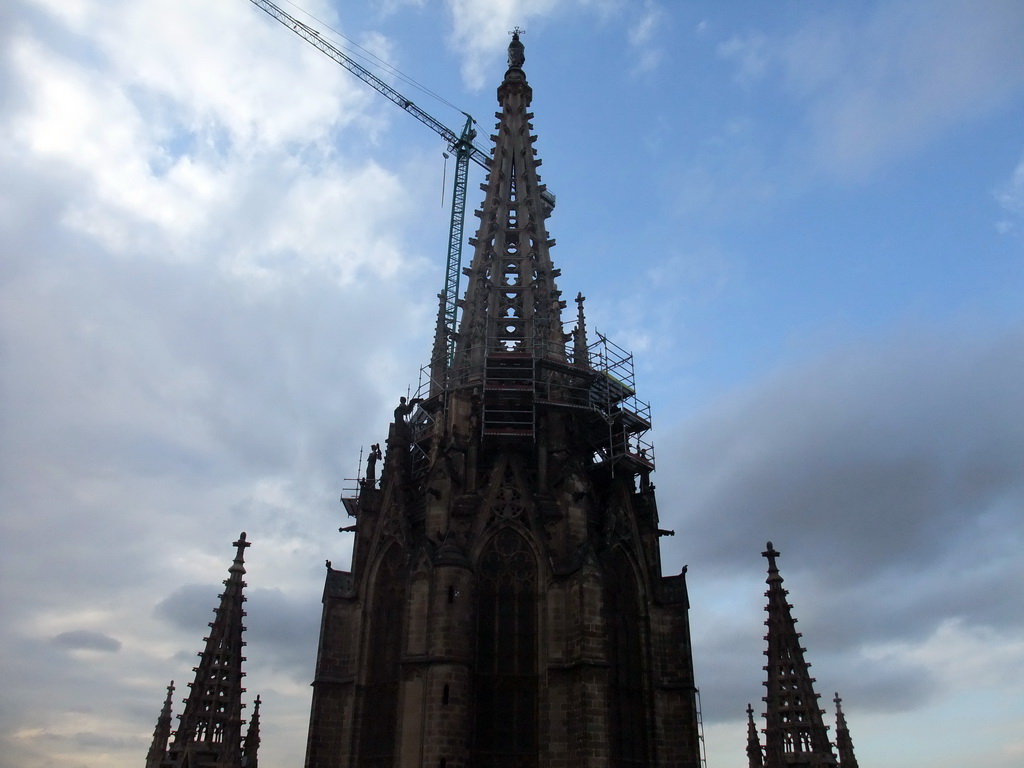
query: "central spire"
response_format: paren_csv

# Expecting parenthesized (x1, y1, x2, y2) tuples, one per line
(311, 34, 699, 768)
(449, 30, 561, 380)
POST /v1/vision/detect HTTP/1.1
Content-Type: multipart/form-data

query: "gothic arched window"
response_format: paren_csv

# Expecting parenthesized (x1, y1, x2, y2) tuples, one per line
(473, 528, 537, 767)
(605, 549, 649, 767)
(358, 546, 404, 768)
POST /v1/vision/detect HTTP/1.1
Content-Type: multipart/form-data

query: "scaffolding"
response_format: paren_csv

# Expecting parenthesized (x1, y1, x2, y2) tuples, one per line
(414, 330, 654, 472)
(696, 687, 708, 768)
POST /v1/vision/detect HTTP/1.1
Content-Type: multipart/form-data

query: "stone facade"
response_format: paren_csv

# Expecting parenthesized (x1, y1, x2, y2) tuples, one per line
(303, 32, 701, 768)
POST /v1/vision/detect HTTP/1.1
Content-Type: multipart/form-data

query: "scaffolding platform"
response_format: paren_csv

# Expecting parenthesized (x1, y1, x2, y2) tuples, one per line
(416, 331, 655, 467)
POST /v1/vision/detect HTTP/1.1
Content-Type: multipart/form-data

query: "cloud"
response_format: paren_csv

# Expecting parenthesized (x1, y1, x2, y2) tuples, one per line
(443, 0, 632, 89)
(780, 2, 1024, 179)
(444, 0, 562, 89)
(995, 152, 1024, 235)
(51, 630, 123, 653)
(155, 585, 219, 633)
(0, 3, 436, 765)
(246, 586, 323, 677)
(716, 32, 770, 85)
(657, 324, 1024, 725)
(626, 1, 667, 74)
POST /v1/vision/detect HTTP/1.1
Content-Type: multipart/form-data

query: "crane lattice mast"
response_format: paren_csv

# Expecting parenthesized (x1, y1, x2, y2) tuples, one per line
(247, 0, 492, 364)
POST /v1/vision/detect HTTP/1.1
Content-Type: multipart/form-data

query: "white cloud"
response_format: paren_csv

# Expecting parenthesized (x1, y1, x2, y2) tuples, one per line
(995, 152, 1024, 235)
(866, 619, 1024, 693)
(444, 0, 562, 89)
(781, 2, 1024, 179)
(716, 32, 770, 85)
(5, 0, 428, 284)
(0, 3, 440, 766)
(625, 1, 667, 74)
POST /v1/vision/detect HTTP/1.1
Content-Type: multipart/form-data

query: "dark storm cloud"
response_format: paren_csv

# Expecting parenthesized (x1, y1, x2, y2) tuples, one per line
(245, 586, 322, 678)
(51, 630, 123, 653)
(155, 584, 219, 633)
(658, 326, 1024, 722)
(153, 583, 320, 682)
(662, 326, 1024, 586)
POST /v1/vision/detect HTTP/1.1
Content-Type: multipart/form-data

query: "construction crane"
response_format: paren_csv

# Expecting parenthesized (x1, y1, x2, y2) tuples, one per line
(247, 0, 492, 363)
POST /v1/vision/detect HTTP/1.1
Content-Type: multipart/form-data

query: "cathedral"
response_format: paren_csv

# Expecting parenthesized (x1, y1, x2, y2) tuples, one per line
(145, 33, 859, 768)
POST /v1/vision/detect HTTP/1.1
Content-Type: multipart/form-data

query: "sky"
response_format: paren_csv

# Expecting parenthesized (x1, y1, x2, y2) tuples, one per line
(1, 0, 1023, 766)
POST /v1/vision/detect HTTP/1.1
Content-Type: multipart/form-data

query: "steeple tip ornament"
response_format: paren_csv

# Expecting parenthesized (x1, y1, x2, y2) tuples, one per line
(762, 540, 781, 576)
(230, 531, 250, 575)
(498, 25, 531, 105)
(508, 27, 526, 69)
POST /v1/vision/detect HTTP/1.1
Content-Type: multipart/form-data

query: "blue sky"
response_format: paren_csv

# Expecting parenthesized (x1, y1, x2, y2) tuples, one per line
(2, 1, 1023, 767)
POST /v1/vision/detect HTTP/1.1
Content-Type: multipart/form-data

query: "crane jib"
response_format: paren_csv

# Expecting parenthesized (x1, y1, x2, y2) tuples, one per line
(249, 0, 498, 365)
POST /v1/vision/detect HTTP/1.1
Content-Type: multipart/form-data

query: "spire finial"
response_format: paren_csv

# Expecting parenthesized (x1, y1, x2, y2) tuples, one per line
(762, 540, 781, 578)
(230, 531, 250, 575)
(508, 27, 525, 69)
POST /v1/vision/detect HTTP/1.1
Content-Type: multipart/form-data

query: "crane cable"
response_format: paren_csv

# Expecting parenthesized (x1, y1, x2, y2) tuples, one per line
(277, 0, 467, 119)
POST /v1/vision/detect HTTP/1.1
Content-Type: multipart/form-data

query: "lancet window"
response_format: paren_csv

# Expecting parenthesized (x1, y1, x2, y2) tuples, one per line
(473, 529, 537, 767)
(358, 546, 405, 768)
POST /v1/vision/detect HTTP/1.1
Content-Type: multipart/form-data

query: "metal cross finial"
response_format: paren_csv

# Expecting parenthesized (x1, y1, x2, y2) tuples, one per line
(229, 532, 250, 574)
(762, 540, 781, 572)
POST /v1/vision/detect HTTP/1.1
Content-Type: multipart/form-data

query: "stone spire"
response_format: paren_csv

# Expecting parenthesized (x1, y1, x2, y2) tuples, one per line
(452, 28, 562, 379)
(242, 694, 261, 768)
(747, 702, 765, 768)
(833, 693, 859, 768)
(307, 31, 699, 768)
(165, 533, 252, 768)
(145, 681, 175, 768)
(761, 542, 837, 768)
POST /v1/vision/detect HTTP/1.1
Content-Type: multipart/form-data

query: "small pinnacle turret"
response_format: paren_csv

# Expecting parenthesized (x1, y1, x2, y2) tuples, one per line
(145, 681, 175, 768)
(757, 542, 838, 768)
(148, 533, 261, 768)
(833, 693, 859, 768)
(242, 695, 261, 768)
(747, 702, 765, 768)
